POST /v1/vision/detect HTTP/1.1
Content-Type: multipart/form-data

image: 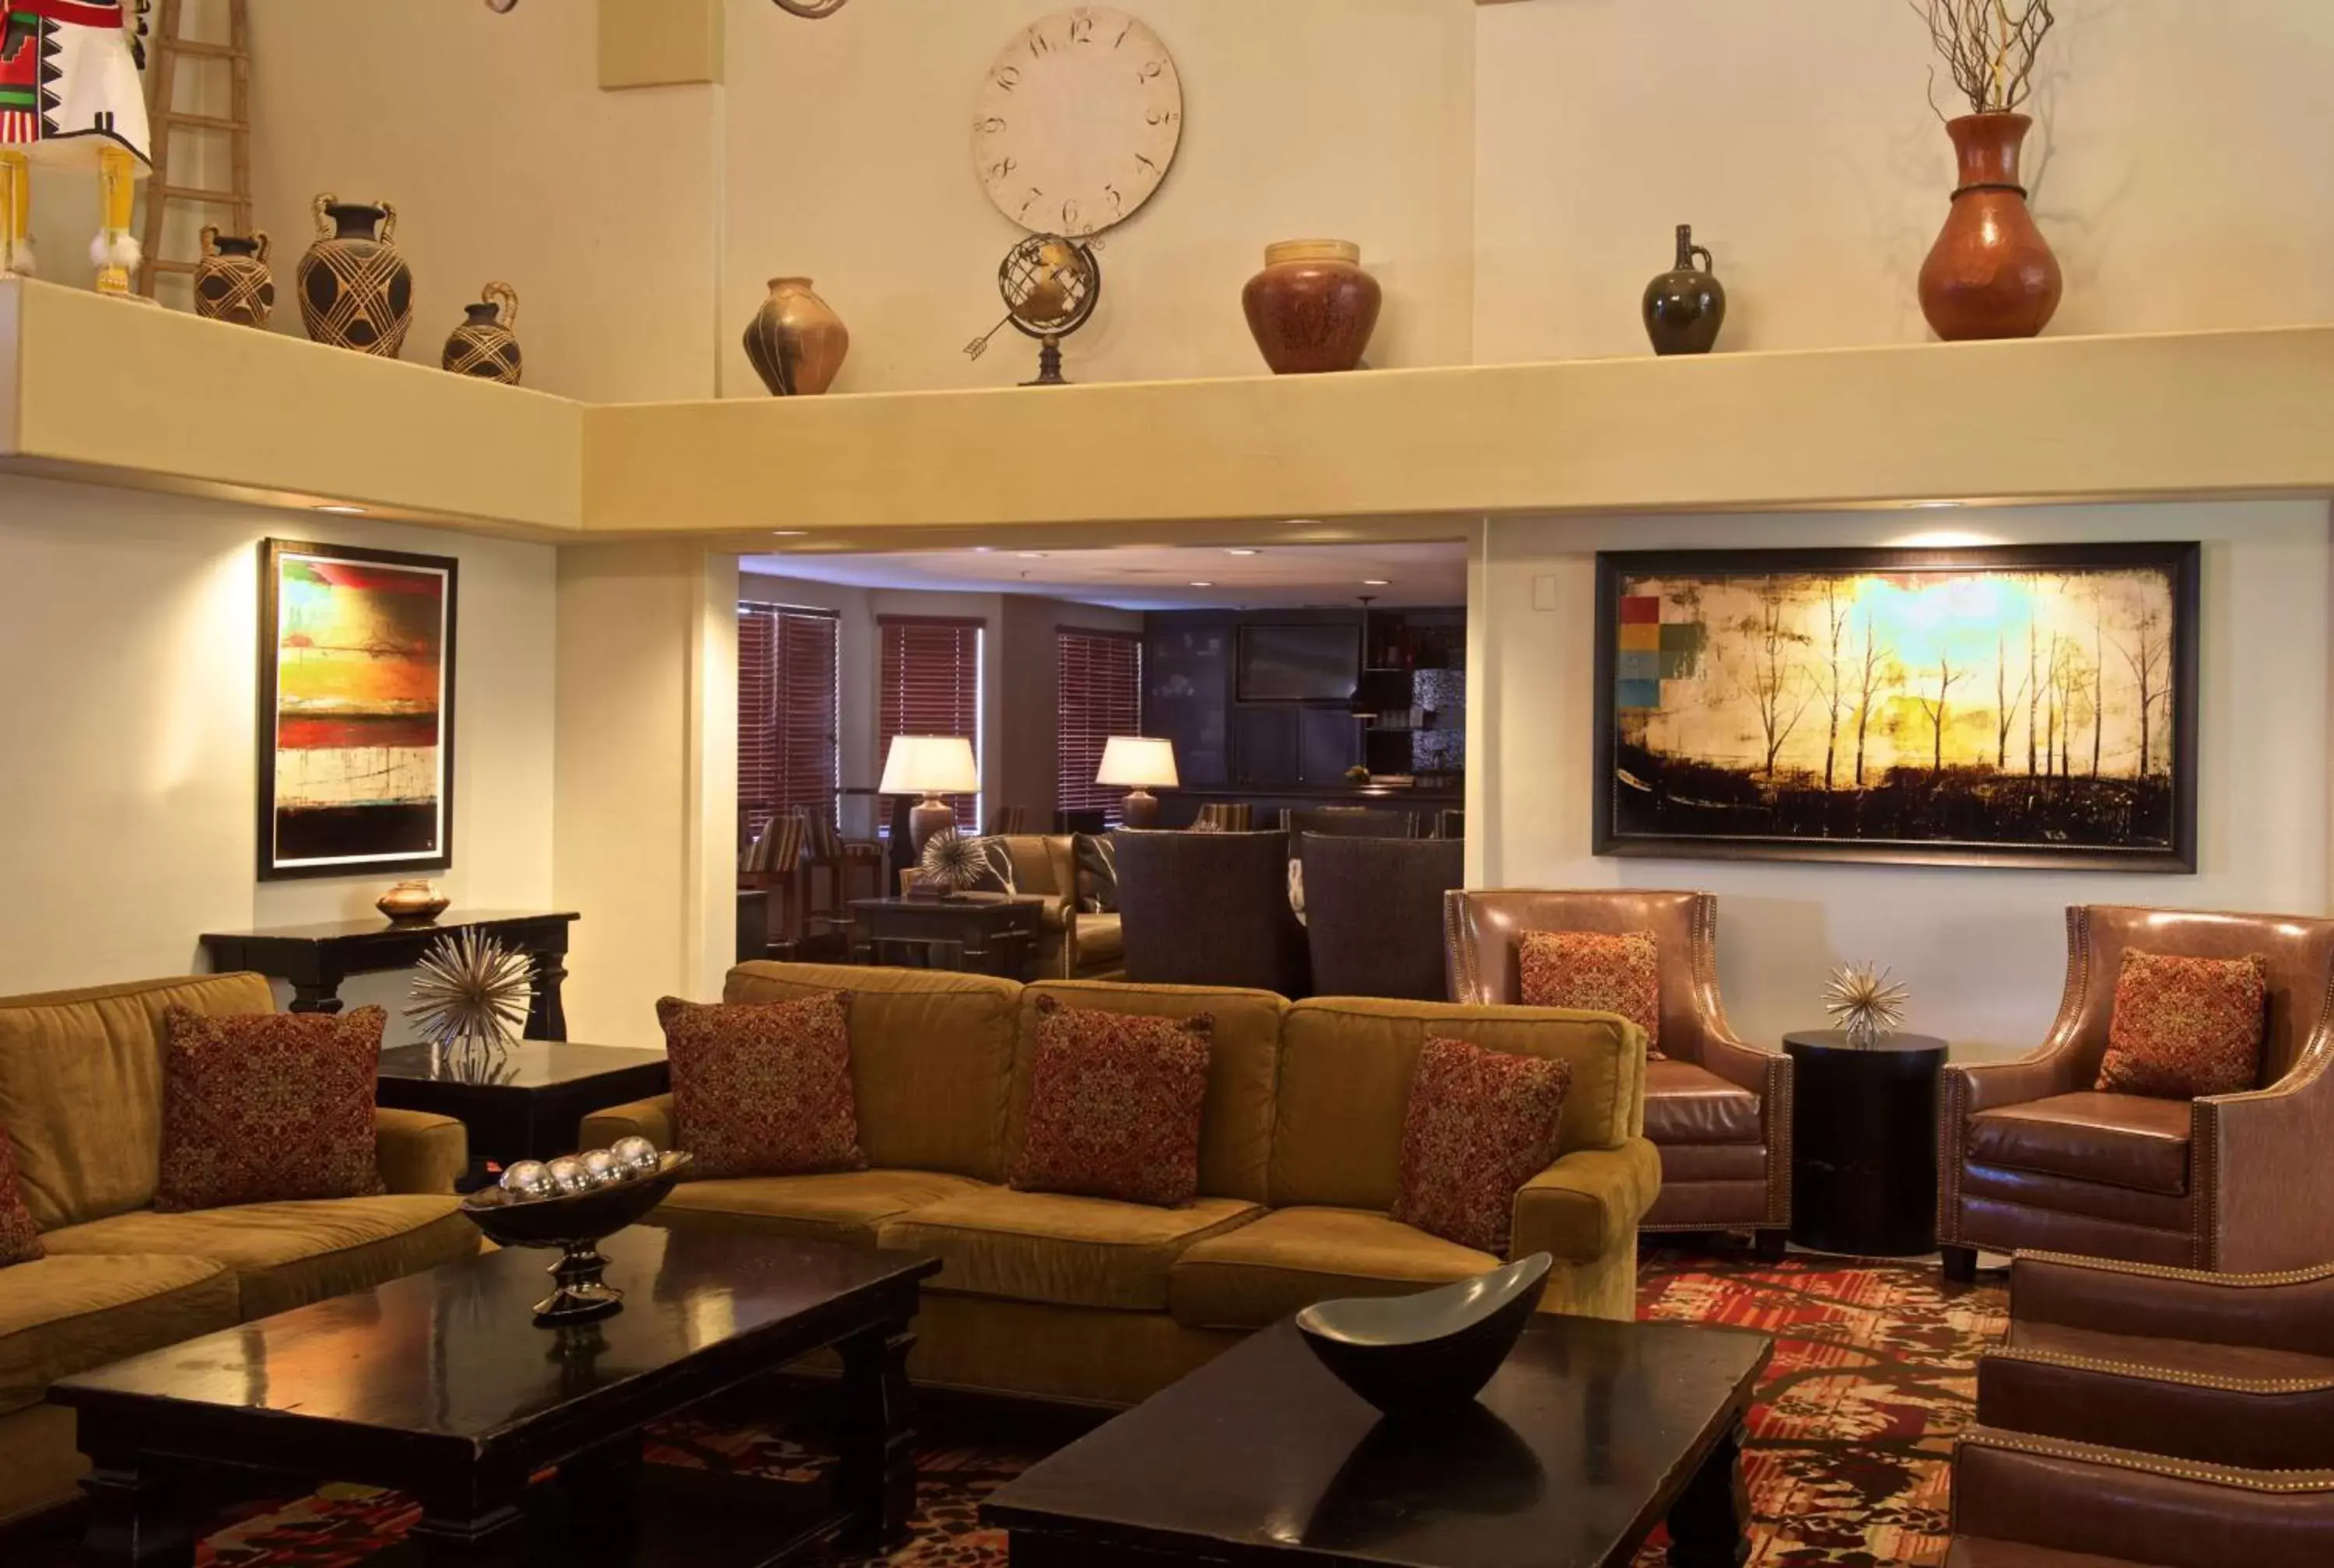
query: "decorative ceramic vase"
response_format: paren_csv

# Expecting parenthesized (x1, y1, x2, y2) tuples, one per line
(1642, 223, 1726, 355)
(192, 227, 275, 328)
(297, 195, 414, 356)
(743, 277, 849, 396)
(1242, 240, 1381, 375)
(443, 282, 524, 385)
(377, 880, 450, 923)
(1918, 113, 2062, 341)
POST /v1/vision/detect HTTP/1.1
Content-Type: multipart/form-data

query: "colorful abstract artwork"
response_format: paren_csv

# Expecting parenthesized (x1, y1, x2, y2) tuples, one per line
(1594, 545, 2198, 869)
(258, 540, 457, 880)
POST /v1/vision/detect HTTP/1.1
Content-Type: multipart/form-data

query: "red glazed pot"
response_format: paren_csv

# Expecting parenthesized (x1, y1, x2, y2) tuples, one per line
(1918, 113, 2062, 341)
(1242, 240, 1381, 374)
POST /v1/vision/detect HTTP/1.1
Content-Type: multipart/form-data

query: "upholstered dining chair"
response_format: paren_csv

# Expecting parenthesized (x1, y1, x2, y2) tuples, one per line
(1284, 807, 1416, 839)
(1445, 889, 1790, 1254)
(1114, 828, 1309, 996)
(1940, 905, 2334, 1280)
(1300, 835, 1463, 1000)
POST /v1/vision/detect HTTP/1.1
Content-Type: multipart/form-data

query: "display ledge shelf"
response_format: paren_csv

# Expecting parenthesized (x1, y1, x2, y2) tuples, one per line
(11, 278, 2334, 544)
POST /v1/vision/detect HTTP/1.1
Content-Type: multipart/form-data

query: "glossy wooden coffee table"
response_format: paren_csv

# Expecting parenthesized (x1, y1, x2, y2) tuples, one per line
(984, 1314, 1772, 1568)
(47, 1227, 937, 1566)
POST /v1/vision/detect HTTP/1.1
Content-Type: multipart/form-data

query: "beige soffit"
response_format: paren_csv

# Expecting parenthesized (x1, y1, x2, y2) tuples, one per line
(598, 0, 724, 90)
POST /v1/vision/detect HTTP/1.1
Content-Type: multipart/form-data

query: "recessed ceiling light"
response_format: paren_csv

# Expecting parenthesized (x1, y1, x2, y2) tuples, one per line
(970, 547, 994, 554)
(769, 530, 807, 537)
(1912, 500, 1962, 509)
(1362, 579, 1391, 586)
(1189, 580, 1214, 588)
(1225, 548, 1259, 556)
(1018, 551, 1046, 559)
(314, 504, 367, 516)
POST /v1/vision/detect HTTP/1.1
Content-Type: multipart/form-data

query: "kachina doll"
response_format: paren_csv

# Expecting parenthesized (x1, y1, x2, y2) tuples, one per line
(1, 1, 151, 296)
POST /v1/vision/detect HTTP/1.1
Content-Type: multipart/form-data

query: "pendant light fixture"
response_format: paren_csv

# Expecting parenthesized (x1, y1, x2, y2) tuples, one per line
(1350, 596, 1379, 719)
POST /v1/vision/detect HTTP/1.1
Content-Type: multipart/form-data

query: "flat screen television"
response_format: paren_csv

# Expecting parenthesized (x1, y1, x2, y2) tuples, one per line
(1237, 623, 1361, 702)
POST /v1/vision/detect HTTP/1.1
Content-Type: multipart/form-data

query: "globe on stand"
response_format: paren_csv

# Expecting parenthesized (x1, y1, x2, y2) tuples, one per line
(963, 233, 1103, 387)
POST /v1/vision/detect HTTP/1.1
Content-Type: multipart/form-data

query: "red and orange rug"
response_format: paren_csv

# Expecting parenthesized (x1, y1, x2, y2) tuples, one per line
(33, 1252, 2008, 1568)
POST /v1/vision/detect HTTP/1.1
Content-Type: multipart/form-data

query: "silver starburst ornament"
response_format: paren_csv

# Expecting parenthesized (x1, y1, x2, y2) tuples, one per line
(405, 928, 533, 1055)
(1824, 961, 1908, 1048)
(918, 828, 987, 892)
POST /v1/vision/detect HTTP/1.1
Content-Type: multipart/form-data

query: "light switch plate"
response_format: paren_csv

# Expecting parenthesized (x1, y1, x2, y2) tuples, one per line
(1532, 575, 1559, 611)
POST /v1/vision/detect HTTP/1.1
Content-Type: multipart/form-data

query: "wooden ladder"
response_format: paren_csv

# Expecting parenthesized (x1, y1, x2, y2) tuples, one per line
(136, 0, 254, 299)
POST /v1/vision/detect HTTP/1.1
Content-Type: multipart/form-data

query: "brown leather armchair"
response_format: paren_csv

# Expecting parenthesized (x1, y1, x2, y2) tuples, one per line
(1949, 1426, 2334, 1568)
(1445, 890, 1789, 1252)
(1977, 1249, 2334, 1469)
(1940, 905, 2334, 1281)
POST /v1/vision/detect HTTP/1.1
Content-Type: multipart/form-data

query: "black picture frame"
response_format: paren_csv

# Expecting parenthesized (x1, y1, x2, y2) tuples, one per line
(1591, 542, 2200, 871)
(258, 538, 459, 882)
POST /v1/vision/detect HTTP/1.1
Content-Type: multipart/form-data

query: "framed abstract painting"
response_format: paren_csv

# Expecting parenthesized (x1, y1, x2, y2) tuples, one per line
(1593, 544, 2199, 870)
(258, 539, 458, 880)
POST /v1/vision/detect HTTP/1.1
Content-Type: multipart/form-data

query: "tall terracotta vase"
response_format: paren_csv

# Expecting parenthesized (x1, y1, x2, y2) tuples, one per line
(1918, 113, 2061, 341)
(743, 277, 849, 396)
(1242, 240, 1381, 374)
(298, 195, 414, 356)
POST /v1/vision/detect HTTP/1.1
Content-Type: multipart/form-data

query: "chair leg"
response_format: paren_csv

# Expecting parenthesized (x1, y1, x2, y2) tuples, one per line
(1941, 1244, 1978, 1283)
(1752, 1229, 1788, 1263)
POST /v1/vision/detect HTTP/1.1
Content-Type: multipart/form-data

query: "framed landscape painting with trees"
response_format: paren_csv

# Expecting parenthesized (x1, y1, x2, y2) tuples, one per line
(1592, 544, 2199, 870)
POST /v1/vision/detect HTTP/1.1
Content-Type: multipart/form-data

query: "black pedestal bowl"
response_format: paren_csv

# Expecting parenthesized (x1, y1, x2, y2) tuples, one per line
(459, 1151, 690, 1325)
(1295, 1251, 1552, 1419)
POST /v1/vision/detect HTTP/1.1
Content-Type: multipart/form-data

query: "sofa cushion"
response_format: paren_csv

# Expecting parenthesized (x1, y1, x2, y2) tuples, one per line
(874, 1188, 1261, 1312)
(1010, 997, 1211, 1207)
(0, 1123, 40, 1267)
(1519, 929, 1663, 1057)
(650, 1169, 989, 1245)
(726, 963, 1018, 1182)
(1169, 1206, 1499, 1331)
(1391, 1038, 1570, 1254)
(1271, 999, 1640, 1213)
(40, 1195, 479, 1320)
(0, 1253, 240, 1416)
(0, 972, 276, 1231)
(2096, 950, 2268, 1101)
(1644, 1059, 1763, 1146)
(659, 992, 865, 1180)
(156, 1005, 387, 1213)
(1018, 982, 1284, 1206)
(1967, 1092, 2192, 1196)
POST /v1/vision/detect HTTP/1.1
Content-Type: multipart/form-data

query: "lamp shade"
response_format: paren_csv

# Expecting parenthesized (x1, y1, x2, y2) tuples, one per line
(879, 735, 980, 796)
(1096, 737, 1179, 790)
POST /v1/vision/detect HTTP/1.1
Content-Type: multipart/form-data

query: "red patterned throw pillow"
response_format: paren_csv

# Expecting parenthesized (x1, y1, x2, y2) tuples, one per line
(1392, 1037, 1572, 1255)
(0, 1123, 41, 1267)
(1009, 996, 1212, 1208)
(1518, 929, 1664, 1059)
(156, 1006, 387, 1213)
(658, 992, 866, 1179)
(2096, 950, 2269, 1101)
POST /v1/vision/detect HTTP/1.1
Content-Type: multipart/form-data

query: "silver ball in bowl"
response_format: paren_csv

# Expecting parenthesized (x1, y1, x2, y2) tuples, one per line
(545, 1155, 594, 1195)
(610, 1136, 660, 1175)
(500, 1160, 556, 1201)
(579, 1149, 626, 1186)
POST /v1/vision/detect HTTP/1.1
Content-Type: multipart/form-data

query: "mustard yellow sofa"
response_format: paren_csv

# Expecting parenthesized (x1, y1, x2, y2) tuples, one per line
(583, 961, 1659, 1409)
(0, 973, 480, 1524)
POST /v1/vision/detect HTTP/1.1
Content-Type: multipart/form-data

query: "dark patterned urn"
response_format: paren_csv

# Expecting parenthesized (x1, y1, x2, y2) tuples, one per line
(193, 226, 274, 329)
(297, 194, 413, 357)
(443, 282, 524, 385)
(1642, 223, 1726, 355)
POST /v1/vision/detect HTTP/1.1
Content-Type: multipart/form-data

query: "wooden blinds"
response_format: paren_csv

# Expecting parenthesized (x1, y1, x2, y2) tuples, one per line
(878, 616, 983, 824)
(1057, 628, 1143, 823)
(738, 603, 839, 842)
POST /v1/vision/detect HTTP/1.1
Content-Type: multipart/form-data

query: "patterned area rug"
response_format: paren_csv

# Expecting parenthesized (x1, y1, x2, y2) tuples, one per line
(31, 1252, 2006, 1567)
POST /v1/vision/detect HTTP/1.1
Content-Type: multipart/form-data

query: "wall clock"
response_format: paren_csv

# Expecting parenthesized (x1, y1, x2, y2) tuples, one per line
(972, 7, 1183, 238)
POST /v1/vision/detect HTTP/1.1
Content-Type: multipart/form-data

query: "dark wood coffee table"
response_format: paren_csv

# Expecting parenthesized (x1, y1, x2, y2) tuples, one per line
(48, 1227, 937, 1567)
(848, 894, 1045, 978)
(983, 1315, 1772, 1568)
(375, 1040, 671, 1170)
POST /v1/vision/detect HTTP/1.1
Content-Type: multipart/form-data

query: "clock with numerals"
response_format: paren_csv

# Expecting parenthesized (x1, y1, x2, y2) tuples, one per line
(972, 7, 1183, 238)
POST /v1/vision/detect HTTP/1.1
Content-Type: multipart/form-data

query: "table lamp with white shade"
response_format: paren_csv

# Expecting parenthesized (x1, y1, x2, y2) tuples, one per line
(1097, 737, 1179, 829)
(879, 735, 980, 857)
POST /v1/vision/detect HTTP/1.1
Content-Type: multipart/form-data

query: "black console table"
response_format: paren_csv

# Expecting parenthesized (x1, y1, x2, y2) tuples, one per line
(200, 910, 580, 1041)
(1783, 1029, 1950, 1257)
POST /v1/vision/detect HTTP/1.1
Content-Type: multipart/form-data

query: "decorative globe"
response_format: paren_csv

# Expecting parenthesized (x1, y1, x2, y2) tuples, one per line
(611, 1136, 661, 1174)
(545, 1156, 594, 1195)
(500, 1160, 555, 1201)
(579, 1150, 626, 1187)
(1000, 233, 1100, 340)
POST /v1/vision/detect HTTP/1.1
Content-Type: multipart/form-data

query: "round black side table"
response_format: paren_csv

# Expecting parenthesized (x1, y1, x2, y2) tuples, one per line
(1783, 1030, 1950, 1258)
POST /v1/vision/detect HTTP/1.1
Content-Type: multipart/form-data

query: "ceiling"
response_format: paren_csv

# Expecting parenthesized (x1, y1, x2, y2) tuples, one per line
(738, 541, 1469, 611)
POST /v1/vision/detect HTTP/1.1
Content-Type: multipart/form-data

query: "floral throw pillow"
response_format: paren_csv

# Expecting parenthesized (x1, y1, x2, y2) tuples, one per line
(156, 1006, 387, 1213)
(1518, 929, 1663, 1059)
(1392, 1037, 1572, 1255)
(1009, 996, 1212, 1207)
(658, 992, 866, 1179)
(2096, 950, 2269, 1101)
(0, 1124, 41, 1267)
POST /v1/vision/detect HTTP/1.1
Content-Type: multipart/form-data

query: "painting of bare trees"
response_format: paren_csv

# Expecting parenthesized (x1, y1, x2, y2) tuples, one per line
(1593, 545, 2199, 870)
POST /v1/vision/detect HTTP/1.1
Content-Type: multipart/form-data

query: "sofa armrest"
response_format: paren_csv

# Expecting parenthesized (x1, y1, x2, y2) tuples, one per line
(2197, 1049, 2334, 1272)
(1952, 1427, 2334, 1567)
(2010, 1249, 2334, 1351)
(581, 1094, 676, 1153)
(1511, 1137, 1662, 1265)
(373, 1107, 468, 1195)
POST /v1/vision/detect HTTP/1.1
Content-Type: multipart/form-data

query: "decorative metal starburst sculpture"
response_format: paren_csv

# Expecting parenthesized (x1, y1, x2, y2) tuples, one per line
(918, 828, 986, 893)
(1824, 961, 1909, 1048)
(406, 929, 533, 1055)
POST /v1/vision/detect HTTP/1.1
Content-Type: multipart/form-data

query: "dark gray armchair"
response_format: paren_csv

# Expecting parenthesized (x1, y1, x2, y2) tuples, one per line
(1113, 829, 1309, 996)
(1300, 835, 1463, 1000)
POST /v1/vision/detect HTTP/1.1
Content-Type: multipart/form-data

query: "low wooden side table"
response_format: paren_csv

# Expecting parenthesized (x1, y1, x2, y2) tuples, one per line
(848, 894, 1045, 979)
(202, 910, 580, 1039)
(376, 1041, 669, 1172)
(1783, 1030, 1950, 1258)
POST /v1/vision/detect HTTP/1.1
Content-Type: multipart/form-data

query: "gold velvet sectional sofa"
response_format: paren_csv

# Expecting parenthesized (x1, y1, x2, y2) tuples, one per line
(0, 974, 480, 1524)
(584, 961, 1660, 1409)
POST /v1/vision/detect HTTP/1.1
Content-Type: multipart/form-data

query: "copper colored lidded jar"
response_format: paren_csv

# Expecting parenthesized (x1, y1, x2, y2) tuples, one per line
(1242, 240, 1381, 375)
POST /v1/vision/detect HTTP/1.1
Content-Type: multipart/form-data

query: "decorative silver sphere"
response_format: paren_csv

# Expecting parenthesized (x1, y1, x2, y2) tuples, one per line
(500, 1160, 555, 1201)
(610, 1136, 660, 1174)
(545, 1156, 593, 1195)
(579, 1150, 626, 1187)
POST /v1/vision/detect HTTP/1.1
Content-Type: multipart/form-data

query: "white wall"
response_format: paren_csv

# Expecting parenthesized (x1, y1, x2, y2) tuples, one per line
(0, 474, 556, 1035)
(1474, 500, 2332, 1059)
